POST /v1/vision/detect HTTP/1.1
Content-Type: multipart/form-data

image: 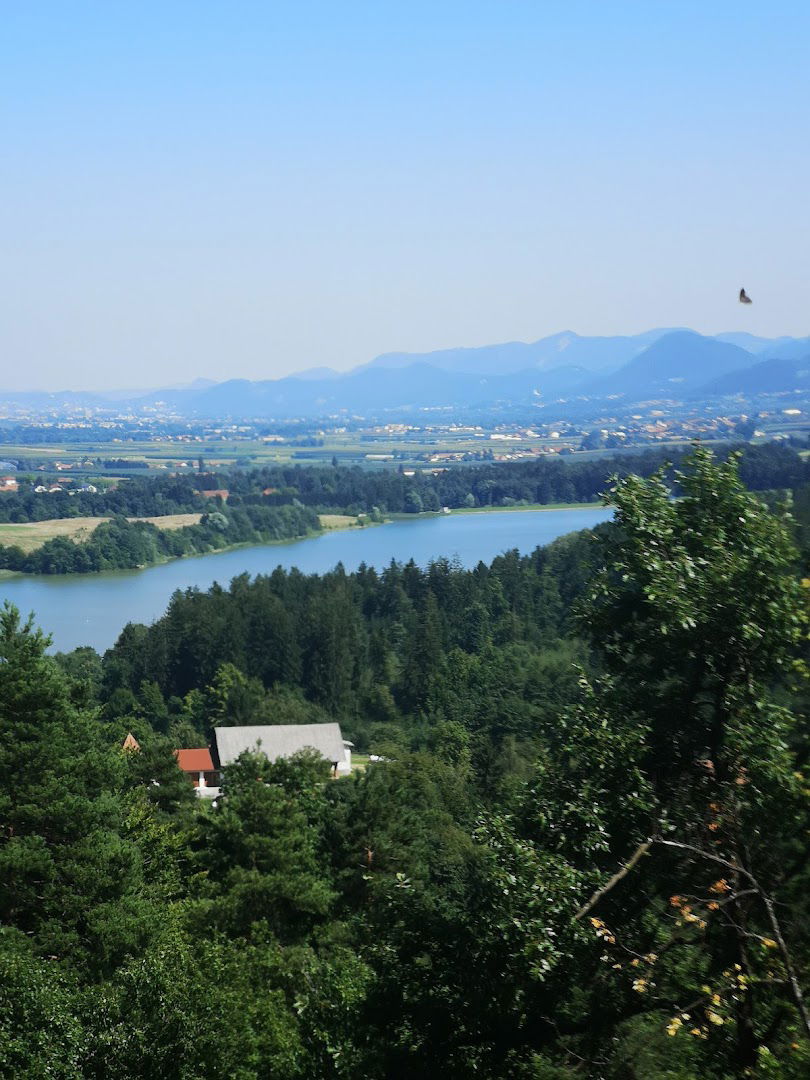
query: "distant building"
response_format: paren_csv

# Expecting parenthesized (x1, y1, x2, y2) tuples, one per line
(0, 477, 18, 492)
(175, 747, 219, 797)
(199, 489, 229, 500)
(122, 732, 141, 752)
(213, 723, 353, 776)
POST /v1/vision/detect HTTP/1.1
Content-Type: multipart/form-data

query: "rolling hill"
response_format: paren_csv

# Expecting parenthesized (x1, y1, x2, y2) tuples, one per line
(583, 331, 758, 398)
(697, 357, 810, 397)
(362, 328, 684, 376)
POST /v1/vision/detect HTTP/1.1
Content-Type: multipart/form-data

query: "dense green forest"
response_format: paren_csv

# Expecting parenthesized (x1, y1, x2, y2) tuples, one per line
(3, 448, 810, 1077)
(1, 441, 806, 576)
(1, 441, 805, 525)
(0, 504, 319, 574)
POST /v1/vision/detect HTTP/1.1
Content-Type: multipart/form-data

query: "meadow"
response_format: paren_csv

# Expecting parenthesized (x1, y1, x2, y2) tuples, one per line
(0, 513, 202, 553)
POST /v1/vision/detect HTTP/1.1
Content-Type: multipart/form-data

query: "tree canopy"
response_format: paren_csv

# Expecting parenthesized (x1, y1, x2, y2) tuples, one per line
(4, 447, 810, 1076)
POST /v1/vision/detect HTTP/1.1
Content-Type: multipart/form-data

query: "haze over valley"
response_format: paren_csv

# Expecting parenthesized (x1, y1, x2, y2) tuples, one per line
(4, 327, 810, 421)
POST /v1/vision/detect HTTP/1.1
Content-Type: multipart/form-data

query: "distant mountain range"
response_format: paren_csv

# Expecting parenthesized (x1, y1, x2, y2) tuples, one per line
(358, 328, 685, 377)
(700, 358, 810, 397)
(361, 328, 810, 376)
(584, 331, 758, 398)
(3, 330, 810, 419)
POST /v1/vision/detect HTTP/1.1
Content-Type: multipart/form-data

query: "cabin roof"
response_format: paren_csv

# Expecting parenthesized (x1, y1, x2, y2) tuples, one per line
(175, 747, 215, 773)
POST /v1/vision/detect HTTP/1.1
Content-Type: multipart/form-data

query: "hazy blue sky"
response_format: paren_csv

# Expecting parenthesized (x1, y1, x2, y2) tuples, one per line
(2, 1, 809, 389)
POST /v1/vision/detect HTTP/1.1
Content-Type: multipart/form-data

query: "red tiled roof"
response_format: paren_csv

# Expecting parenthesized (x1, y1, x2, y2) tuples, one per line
(175, 748, 215, 773)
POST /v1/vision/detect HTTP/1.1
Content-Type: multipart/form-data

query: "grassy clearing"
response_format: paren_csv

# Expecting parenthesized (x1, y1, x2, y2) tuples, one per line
(0, 513, 202, 553)
(126, 513, 202, 529)
(0, 518, 109, 553)
(319, 514, 359, 530)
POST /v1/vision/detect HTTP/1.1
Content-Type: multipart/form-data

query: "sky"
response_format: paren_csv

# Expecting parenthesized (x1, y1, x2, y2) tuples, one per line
(2, 1, 809, 390)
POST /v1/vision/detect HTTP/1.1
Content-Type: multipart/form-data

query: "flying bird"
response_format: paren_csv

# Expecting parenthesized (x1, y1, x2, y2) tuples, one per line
(739, 288, 752, 304)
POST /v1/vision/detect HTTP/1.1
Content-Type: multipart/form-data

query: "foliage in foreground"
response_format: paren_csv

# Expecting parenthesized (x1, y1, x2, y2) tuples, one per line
(2, 447, 810, 1077)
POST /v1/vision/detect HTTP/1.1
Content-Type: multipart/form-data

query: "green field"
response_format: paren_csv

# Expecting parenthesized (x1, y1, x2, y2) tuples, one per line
(0, 431, 577, 474)
(0, 429, 750, 479)
(319, 513, 361, 530)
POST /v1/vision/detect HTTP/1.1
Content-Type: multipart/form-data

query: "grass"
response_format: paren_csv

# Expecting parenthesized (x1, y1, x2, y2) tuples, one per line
(0, 433, 586, 473)
(0, 513, 202, 554)
(319, 514, 360, 530)
(320, 513, 385, 532)
(127, 513, 202, 529)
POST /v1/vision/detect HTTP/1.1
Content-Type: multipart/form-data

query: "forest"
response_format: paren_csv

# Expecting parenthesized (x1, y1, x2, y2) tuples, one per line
(0, 504, 319, 574)
(0, 441, 806, 576)
(0, 441, 805, 525)
(3, 447, 810, 1077)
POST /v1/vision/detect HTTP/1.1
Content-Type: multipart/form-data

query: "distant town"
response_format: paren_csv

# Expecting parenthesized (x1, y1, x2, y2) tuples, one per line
(3, 327, 809, 479)
(0, 391, 808, 486)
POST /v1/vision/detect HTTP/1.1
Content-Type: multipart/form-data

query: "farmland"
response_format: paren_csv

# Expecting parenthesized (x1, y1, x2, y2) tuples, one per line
(0, 513, 203, 554)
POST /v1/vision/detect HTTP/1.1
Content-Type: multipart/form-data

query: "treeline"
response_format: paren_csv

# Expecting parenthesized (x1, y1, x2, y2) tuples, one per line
(0, 504, 318, 575)
(2, 441, 806, 525)
(100, 529, 597, 754)
(242, 441, 809, 514)
(0, 473, 207, 523)
(4, 449, 810, 1076)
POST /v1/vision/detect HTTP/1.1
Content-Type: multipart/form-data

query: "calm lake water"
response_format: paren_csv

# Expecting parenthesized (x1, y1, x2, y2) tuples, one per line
(0, 507, 612, 654)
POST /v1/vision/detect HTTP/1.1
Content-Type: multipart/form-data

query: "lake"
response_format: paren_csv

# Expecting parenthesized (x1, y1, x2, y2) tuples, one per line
(0, 506, 612, 654)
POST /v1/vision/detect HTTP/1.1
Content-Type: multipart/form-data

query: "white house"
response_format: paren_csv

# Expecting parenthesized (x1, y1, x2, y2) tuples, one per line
(214, 723, 353, 776)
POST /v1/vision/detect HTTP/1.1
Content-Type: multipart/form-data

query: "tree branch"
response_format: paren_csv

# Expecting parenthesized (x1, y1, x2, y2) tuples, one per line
(574, 839, 653, 920)
(655, 838, 755, 881)
(761, 894, 810, 1040)
(579, 834, 810, 1041)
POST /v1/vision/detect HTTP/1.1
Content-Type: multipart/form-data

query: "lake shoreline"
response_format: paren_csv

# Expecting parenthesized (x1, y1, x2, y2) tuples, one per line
(387, 500, 604, 522)
(0, 513, 380, 581)
(0, 505, 614, 653)
(0, 504, 601, 580)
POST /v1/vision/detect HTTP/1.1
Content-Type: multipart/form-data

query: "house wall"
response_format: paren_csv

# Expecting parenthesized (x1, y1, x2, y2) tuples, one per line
(183, 769, 219, 788)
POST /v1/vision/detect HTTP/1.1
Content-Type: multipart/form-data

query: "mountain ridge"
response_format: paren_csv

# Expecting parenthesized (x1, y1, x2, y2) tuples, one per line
(359, 328, 689, 376)
(3, 329, 810, 418)
(580, 331, 757, 398)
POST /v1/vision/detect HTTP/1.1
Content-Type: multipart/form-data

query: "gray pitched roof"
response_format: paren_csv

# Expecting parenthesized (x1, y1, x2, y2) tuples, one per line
(214, 723, 347, 767)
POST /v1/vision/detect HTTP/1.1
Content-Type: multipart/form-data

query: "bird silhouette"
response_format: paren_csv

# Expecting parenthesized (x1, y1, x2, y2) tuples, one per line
(739, 288, 752, 304)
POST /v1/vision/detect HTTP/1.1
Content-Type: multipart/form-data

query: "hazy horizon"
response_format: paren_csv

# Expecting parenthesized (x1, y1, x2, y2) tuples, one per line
(3, 2, 809, 391)
(2, 324, 809, 396)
